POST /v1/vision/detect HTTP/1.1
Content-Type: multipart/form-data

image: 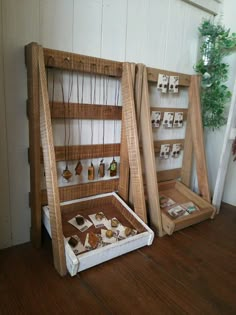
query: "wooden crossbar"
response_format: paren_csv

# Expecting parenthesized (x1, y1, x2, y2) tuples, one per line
(50, 103, 122, 120)
(40, 143, 120, 162)
(147, 67, 191, 86)
(44, 47, 122, 77)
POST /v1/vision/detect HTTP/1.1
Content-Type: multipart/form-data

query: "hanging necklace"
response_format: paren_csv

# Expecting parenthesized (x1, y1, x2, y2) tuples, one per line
(45, 56, 55, 178)
(88, 64, 97, 180)
(98, 66, 109, 178)
(75, 61, 84, 176)
(60, 58, 73, 182)
(109, 79, 120, 177)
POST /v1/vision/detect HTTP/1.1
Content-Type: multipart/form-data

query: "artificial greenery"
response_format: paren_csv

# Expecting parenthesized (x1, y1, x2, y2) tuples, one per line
(195, 19, 236, 129)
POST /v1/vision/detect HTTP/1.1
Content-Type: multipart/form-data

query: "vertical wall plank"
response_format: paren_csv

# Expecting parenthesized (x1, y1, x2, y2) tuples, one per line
(73, 0, 103, 56)
(2, 0, 39, 246)
(39, 0, 74, 51)
(125, 0, 149, 63)
(146, 0, 171, 68)
(101, 0, 127, 60)
(0, 0, 12, 248)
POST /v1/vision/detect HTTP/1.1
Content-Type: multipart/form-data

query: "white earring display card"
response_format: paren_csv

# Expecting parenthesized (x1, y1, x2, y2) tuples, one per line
(173, 112, 183, 128)
(163, 112, 174, 128)
(169, 76, 179, 93)
(160, 144, 170, 159)
(151, 111, 161, 128)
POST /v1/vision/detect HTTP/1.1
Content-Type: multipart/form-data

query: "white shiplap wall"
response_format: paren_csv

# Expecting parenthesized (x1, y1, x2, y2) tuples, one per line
(0, 0, 217, 248)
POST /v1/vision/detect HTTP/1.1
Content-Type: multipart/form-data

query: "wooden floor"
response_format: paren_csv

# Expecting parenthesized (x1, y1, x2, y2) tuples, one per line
(0, 203, 236, 315)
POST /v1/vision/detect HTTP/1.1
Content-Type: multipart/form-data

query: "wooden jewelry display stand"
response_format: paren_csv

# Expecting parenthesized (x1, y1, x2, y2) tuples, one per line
(25, 43, 153, 276)
(133, 64, 216, 236)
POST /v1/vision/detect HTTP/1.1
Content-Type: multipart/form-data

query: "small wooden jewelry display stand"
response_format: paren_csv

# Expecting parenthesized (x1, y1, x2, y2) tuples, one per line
(25, 43, 153, 276)
(133, 64, 216, 237)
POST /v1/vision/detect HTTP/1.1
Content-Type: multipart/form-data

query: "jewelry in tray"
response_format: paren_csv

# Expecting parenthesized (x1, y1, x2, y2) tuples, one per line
(67, 211, 137, 255)
(159, 195, 200, 219)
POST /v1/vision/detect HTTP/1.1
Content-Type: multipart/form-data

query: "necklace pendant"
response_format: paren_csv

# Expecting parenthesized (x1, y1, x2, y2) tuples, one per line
(109, 158, 117, 177)
(98, 159, 105, 178)
(88, 163, 95, 180)
(62, 166, 73, 182)
(75, 160, 83, 175)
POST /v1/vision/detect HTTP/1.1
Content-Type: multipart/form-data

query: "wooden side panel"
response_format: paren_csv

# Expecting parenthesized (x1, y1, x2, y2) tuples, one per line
(136, 64, 163, 234)
(121, 63, 147, 223)
(189, 76, 211, 202)
(25, 43, 42, 248)
(38, 47, 66, 276)
(181, 105, 193, 187)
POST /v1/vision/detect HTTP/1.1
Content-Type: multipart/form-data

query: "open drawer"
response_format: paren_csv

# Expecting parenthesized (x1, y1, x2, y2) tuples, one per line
(159, 181, 216, 235)
(43, 192, 154, 276)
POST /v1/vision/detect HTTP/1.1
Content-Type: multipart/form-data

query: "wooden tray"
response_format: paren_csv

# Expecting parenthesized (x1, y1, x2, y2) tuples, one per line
(159, 181, 216, 235)
(43, 192, 154, 276)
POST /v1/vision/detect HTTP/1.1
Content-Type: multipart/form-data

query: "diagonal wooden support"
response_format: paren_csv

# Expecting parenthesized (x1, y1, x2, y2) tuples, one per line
(213, 79, 236, 213)
(189, 75, 211, 203)
(38, 46, 67, 276)
(121, 63, 147, 223)
(135, 64, 163, 235)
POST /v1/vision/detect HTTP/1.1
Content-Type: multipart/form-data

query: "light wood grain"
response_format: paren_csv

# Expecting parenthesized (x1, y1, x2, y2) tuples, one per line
(181, 104, 193, 186)
(41, 178, 119, 205)
(44, 47, 122, 77)
(38, 46, 67, 276)
(189, 76, 211, 202)
(122, 63, 147, 223)
(25, 43, 42, 248)
(40, 143, 120, 162)
(147, 67, 191, 86)
(135, 64, 163, 235)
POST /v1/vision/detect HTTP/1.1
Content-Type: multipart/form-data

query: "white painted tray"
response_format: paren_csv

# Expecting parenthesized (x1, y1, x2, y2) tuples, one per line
(43, 192, 154, 276)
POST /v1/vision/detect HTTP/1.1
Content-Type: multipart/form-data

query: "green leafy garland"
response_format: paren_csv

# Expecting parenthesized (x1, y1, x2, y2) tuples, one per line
(195, 19, 236, 129)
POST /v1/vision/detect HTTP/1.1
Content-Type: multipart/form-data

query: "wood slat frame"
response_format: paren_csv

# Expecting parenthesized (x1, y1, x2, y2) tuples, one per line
(136, 65, 214, 236)
(26, 43, 149, 276)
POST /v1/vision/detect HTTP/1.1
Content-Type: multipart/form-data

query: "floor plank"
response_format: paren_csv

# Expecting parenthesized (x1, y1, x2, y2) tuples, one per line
(0, 202, 236, 314)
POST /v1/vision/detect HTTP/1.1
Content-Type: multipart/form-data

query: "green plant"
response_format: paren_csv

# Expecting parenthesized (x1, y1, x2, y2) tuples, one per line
(195, 19, 236, 129)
